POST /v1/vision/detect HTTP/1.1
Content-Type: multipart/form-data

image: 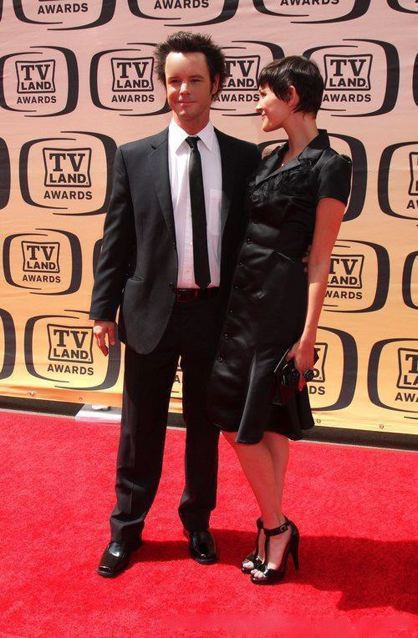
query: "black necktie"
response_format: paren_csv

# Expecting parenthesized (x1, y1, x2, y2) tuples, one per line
(185, 136, 211, 289)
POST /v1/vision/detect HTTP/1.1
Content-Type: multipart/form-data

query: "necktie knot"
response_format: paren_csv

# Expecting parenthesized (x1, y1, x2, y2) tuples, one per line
(186, 136, 200, 151)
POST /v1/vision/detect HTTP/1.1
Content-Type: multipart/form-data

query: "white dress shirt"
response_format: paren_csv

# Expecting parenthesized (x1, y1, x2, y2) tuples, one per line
(168, 119, 223, 288)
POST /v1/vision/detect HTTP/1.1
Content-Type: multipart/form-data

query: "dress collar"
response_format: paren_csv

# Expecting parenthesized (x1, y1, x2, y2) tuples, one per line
(255, 129, 330, 185)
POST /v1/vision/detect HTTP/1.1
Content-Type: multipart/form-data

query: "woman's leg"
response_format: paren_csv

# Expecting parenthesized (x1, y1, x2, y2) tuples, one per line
(263, 431, 289, 516)
(223, 432, 281, 529)
(223, 431, 292, 574)
(251, 432, 292, 576)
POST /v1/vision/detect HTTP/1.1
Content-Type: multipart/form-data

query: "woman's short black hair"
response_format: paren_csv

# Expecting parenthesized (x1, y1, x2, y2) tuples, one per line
(155, 31, 226, 98)
(258, 56, 324, 115)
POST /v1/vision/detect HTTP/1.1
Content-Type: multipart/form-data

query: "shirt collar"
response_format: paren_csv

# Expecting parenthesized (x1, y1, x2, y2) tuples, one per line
(169, 119, 215, 153)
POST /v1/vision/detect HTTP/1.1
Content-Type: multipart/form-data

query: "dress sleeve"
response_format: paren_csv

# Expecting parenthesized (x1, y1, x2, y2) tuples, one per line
(317, 153, 352, 205)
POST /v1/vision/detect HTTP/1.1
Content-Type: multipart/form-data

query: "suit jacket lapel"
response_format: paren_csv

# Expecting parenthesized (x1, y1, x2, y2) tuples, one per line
(215, 129, 235, 228)
(149, 129, 176, 242)
(148, 127, 244, 255)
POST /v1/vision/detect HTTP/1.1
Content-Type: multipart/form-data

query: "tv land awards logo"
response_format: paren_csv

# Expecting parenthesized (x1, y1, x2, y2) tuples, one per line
(324, 54, 372, 91)
(90, 45, 169, 116)
(253, 0, 370, 23)
(111, 57, 153, 93)
(19, 131, 116, 215)
(47, 323, 93, 365)
(409, 153, 418, 196)
(3, 228, 82, 295)
(324, 240, 389, 313)
(127, 0, 239, 25)
(402, 251, 418, 310)
(16, 58, 56, 93)
(13, 0, 116, 29)
(378, 142, 418, 221)
(213, 41, 284, 116)
(0, 309, 16, 380)
(311, 343, 326, 386)
(304, 39, 399, 117)
(387, 0, 418, 13)
(0, 47, 78, 116)
(369, 339, 418, 417)
(43, 147, 92, 187)
(24, 310, 121, 389)
(258, 133, 366, 221)
(0, 138, 11, 209)
(308, 327, 357, 412)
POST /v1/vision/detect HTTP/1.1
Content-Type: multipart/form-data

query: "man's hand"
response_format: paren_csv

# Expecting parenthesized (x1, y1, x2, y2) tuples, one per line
(93, 321, 116, 356)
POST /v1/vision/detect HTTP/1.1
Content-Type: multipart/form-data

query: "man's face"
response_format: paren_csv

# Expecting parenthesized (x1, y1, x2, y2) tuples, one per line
(165, 51, 219, 132)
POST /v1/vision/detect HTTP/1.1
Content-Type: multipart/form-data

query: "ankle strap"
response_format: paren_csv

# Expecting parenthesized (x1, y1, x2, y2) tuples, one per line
(264, 522, 289, 537)
(256, 517, 263, 530)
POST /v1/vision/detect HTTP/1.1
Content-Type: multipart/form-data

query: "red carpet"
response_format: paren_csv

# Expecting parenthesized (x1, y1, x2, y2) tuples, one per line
(0, 412, 417, 638)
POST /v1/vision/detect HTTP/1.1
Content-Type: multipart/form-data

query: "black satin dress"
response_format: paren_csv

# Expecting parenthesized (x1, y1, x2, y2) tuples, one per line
(207, 130, 352, 444)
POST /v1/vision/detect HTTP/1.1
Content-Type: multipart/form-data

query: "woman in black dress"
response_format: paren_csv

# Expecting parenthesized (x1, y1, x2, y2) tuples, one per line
(208, 57, 352, 583)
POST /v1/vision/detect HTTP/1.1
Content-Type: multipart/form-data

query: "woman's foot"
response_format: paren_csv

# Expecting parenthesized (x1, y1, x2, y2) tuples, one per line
(242, 518, 265, 572)
(251, 520, 299, 584)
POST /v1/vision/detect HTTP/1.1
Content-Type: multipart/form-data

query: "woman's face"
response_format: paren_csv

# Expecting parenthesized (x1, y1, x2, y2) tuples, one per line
(256, 84, 291, 132)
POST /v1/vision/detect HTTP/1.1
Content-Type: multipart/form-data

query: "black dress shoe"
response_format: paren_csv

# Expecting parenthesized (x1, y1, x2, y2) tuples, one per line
(97, 540, 142, 578)
(184, 530, 217, 564)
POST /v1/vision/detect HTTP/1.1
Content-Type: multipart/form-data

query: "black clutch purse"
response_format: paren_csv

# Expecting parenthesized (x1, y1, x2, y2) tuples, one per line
(272, 348, 319, 406)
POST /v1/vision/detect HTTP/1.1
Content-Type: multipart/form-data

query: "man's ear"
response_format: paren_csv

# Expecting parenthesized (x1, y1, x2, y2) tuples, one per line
(211, 74, 220, 97)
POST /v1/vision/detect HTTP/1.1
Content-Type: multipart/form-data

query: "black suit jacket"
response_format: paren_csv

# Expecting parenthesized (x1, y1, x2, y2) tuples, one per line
(90, 127, 260, 354)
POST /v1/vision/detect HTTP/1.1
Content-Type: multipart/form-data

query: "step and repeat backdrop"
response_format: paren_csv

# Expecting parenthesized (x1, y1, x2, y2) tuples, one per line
(0, 0, 417, 435)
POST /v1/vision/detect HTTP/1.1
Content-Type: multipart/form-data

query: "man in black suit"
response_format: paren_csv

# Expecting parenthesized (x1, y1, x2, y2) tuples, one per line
(90, 31, 260, 577)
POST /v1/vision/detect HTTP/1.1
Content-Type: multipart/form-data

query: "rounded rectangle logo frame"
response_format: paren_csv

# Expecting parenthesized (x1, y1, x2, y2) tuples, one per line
(24, 310, 121, 390)
(3, 228, 82, 295)
(127, 0, 239, 26)
(252, 0, 370, 23)
(368, 338, 418, 419)
(19, 131, 116, 216)
(13, 0, 116, 30)
(0, 309, 16, 380)
(304, 39, 399, 117)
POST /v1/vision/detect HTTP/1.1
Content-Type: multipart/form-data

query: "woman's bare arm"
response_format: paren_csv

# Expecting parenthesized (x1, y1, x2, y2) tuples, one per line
(287, 197, 346, 388)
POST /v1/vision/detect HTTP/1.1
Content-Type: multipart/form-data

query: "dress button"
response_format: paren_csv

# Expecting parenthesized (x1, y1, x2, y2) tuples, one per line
(246, 237, 251, 243)
(238, 261, 243, 267)
(224, 333, 230, 339)
(228, 309, 233, 314)
(217, 355, 224, 362)
(233, 284, 239, 290)
(168, 282, 175, 290)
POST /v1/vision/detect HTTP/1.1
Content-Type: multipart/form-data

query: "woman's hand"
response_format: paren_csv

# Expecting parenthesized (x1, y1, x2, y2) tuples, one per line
(286, 339, 316, 390)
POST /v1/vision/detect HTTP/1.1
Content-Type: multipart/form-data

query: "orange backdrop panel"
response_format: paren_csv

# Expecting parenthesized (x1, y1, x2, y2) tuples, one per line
(0, 0, 417, 436)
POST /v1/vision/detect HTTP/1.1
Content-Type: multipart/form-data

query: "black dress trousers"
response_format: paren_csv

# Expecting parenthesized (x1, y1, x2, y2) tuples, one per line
(110, 295, 223, 546)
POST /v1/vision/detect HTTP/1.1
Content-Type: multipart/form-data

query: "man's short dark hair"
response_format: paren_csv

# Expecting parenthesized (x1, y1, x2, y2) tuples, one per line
(258, 56, 324, 115)
(155, 31, 226, 98)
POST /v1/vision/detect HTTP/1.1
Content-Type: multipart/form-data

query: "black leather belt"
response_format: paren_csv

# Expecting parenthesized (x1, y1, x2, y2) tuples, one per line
(175, 287, 219, 302)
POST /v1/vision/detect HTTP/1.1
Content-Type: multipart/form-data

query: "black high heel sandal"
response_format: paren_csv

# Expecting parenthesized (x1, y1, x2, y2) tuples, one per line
(241, 517, 264, 573)
(250, 519, 299, 585)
